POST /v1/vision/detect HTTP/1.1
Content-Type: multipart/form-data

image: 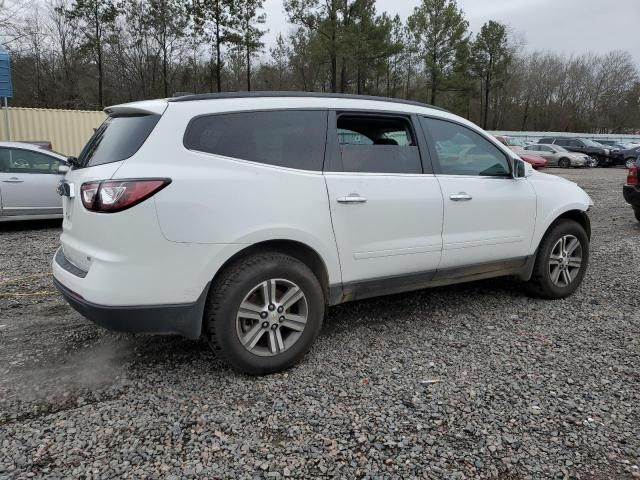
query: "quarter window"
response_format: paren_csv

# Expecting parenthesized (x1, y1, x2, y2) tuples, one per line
(184, 110, 327, 171)
(335, 115, 421, 174)
(421, 118, 510, 177)
(0, 148, 62, 174)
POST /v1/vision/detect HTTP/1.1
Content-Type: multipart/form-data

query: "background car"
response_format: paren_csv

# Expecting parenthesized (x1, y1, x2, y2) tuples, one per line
(0, 141, 69, 221)
(495, 135, 548, 169)
(538, 137, 619, 167)
(519, 153, 548, 169)
(610, 144, 640, 168)
(524, 144, 590, 168)
(623, 159, 640, 222)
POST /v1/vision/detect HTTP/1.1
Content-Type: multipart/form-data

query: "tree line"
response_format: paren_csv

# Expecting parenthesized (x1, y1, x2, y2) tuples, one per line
(1, 0, 638, 133)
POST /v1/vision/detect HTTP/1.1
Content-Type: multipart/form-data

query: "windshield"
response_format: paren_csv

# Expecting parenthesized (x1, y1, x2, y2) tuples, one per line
(77, 114, 160, 168)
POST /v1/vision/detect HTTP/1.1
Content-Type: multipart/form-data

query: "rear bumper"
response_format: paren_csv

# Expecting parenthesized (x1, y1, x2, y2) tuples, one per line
(623, 185, 640, 208)
(54, 277, 208, 339)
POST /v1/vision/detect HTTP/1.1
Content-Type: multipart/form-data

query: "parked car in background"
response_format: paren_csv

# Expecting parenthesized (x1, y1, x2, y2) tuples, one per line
(495, 135, 548, 169)
(610, 144, 640, 168)
(52, 92, 593, 374)
(524, 144, 590, 168)
(519, 153, 548, 169)
(623, 159, 640, 222)
(538, 137, 618, 167)
(0, 141, 69, 221)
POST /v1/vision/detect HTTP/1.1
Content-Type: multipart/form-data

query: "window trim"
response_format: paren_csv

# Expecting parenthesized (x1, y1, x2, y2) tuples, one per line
(418, 115, 513, 178)
(0, 146, 66, 175)
(325, 110, 432, 174)
(182, 108, 329, 173)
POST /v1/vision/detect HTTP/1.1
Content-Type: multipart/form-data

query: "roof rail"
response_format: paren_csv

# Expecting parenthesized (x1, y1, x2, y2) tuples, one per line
(168, 91, 448, 112)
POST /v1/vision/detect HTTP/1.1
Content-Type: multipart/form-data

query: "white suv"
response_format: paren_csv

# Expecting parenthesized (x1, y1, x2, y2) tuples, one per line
(53, 93, 593, 374)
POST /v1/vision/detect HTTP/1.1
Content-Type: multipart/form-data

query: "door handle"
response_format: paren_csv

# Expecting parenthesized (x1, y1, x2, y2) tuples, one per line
(337, 194, 368, 204)
(450, 193, 473, 202)
(2, 177, 23, 183)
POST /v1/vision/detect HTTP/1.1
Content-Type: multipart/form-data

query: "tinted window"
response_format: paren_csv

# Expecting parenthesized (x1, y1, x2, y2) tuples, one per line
(335, 115, 421, 174)
(422, 117, 510, 177)
(78, 114, 160, 168)
(184, 110, 327, 171)
(0, 148, 62, 174)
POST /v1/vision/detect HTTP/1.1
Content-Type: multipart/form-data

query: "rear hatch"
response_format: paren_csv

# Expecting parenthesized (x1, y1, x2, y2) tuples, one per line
(60, 102, 167, 271)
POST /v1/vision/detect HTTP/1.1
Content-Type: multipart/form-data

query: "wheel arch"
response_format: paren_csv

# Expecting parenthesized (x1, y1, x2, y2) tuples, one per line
(210, 239, 334, 304)
(521, 208, 591, 281)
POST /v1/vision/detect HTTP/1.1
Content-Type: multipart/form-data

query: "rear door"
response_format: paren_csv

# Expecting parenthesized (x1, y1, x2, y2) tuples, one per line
(534, 145, 558, 165)
(324, 112, 444, 287)
(0, 147, 65, 216)
(420, 116, 536, 270)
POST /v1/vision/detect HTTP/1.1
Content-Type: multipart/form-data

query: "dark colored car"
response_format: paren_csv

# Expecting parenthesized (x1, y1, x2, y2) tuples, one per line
(539, 137, 619, 167)
(611, 144, 640, 168)
(623, 159, 640, 221)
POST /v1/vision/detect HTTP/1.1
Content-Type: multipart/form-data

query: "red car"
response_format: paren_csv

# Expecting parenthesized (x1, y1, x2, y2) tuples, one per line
(519, 153, 548, 169)
(495, 135, 548, 169)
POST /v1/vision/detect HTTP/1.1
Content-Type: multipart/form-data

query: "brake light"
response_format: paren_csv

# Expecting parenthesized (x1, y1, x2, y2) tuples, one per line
(80, 179, 171, 212)
(627, 166, 638, 186)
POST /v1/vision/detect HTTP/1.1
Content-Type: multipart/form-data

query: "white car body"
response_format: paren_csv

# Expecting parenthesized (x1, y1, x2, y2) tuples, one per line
(0, 142, 69, 221)
(52, 93, 593, 341)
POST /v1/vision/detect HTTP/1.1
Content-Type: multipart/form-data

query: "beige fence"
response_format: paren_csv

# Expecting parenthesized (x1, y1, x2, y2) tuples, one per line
(0, 107, 106, 156)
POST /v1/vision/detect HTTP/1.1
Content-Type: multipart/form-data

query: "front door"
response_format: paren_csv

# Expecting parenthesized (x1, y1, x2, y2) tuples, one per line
(0, 147, 65, 216)
(324, 112, 444, 288)
(420, 117, 537, 270)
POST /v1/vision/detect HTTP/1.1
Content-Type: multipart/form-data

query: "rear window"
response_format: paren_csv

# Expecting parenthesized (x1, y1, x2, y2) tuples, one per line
(77, 114, 160, 168)
(183, 110, 327, 171)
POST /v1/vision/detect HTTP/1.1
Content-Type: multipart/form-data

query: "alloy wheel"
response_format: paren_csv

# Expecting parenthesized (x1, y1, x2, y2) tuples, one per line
(548, 235, 583, 287)
(235, 279, 308, 357)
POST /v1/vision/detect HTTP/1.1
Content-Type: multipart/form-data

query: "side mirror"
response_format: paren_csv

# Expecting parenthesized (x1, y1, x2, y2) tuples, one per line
(513, 159, 533, 178)
(58, 164, 70, 174)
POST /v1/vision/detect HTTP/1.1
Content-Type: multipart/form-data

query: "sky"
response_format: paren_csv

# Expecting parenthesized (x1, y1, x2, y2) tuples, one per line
(262, 0, 640, 66)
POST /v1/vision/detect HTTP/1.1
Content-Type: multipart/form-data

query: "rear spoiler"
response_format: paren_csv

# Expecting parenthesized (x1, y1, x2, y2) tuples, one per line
(104, 100, 168, 117)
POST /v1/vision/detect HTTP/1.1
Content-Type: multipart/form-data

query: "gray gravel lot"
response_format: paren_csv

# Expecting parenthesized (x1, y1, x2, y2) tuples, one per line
(1, 168, 639, 479)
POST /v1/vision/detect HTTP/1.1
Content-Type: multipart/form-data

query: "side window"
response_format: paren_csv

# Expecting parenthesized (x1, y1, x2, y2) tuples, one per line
(335, 115, 421, 174)
(555, 139, 568, 147)
(1, 148, 59, 174)
(184, 110, 327, 171)
(421, 117, 510, 177)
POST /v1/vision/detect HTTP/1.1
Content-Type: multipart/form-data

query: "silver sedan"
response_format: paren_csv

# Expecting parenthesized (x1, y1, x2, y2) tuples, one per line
(0, 142, 69, 221)
(525, 144, 590, 168)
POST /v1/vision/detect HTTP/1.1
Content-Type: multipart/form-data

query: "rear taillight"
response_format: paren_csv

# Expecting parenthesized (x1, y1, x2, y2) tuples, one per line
(80, 179, 171, 213)
(627, 166, 638, 186)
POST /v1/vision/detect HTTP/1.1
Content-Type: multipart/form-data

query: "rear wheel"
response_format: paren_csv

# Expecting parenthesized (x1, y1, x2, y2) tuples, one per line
(205, 252, 324, 375)
(527, 219, 589, 299)
(558, 158, 571, 168)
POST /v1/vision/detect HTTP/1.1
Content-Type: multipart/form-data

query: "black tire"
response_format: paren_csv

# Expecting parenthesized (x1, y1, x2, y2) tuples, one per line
(205, 251, 324, 375)
(558, 158, 571, 168)
(526, 219, 589, 299)
(634, 207, 640, 223)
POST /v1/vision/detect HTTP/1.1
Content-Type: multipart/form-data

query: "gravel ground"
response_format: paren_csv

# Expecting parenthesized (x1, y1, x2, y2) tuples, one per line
(1, 167, 639, 479)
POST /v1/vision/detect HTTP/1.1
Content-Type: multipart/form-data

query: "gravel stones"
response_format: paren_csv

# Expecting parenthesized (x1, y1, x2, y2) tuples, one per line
(1, 168, 639, 478)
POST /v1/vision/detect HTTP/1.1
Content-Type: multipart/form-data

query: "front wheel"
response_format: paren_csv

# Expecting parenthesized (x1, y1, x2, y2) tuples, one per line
(558, 158, 571, 168)
(205, 252, 325, 375)
(527, 219, 589, 299)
